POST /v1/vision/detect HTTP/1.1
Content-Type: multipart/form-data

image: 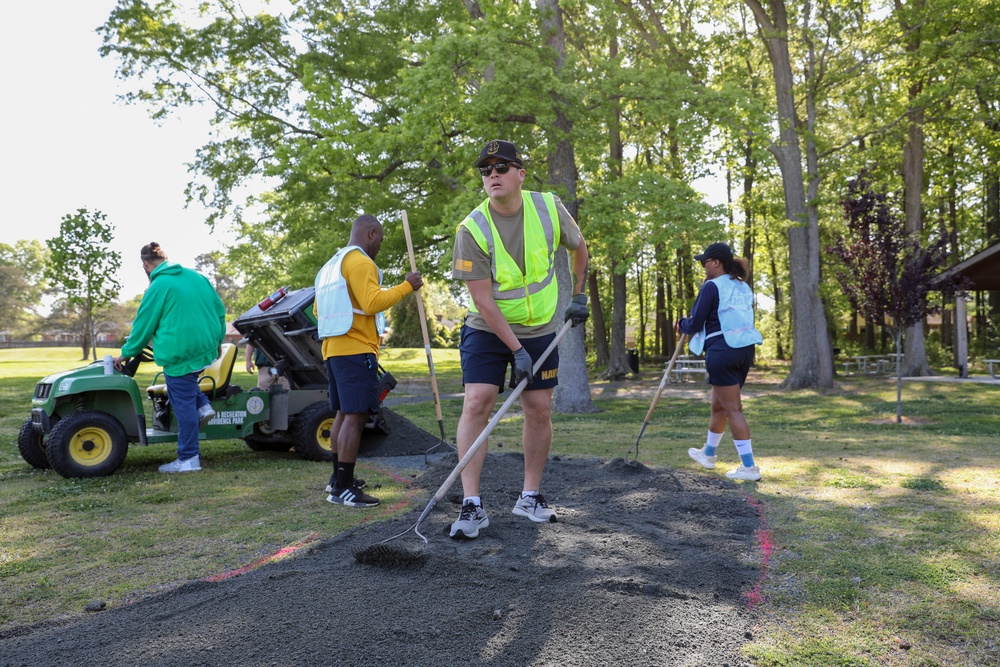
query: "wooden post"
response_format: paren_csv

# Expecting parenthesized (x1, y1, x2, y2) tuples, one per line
(955, 295, 968, 378)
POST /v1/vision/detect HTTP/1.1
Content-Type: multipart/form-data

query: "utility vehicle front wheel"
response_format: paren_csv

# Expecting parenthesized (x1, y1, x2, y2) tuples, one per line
(18, 418, 50, 469)
(46, 411, 129, 478)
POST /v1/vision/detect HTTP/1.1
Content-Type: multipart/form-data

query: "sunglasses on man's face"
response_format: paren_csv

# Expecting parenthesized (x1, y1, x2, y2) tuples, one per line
(478, 161, 519, 177)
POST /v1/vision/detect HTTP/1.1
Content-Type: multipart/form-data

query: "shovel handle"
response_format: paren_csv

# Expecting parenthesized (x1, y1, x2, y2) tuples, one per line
(401, 210, 444, 426)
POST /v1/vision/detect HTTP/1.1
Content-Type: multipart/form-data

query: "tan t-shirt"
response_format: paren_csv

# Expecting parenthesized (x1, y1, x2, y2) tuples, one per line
(451, 194, 582, 337)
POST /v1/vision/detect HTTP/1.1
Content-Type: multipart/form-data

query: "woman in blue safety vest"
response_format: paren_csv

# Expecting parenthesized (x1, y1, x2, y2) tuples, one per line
(678, 242, 764, 481)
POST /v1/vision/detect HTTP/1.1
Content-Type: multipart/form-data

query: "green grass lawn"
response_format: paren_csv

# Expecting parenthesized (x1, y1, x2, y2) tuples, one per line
(1, 348, 998, 666)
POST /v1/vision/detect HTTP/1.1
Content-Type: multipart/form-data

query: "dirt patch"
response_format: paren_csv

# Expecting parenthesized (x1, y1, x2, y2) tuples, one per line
(0, 432, 762, 666)
(360, 408, 448, 457)
(863, 416, 935, 425)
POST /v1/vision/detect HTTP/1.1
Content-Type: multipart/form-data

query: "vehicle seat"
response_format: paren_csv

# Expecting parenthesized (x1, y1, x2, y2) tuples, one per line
(147, 343, 238, 400)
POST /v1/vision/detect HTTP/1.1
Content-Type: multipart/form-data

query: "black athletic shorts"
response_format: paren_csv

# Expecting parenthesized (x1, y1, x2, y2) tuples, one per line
(459, 325, 559, 390)
(705, 344, 755, 388)
(325, 353, 379, 414)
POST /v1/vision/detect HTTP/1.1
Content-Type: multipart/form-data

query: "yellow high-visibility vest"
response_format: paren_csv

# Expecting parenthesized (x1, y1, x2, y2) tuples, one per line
(460, 191, 560, 326)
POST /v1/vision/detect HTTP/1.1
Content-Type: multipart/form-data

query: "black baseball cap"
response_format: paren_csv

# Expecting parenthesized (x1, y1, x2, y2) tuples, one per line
(474, 140, 524, 168)
(694, 242, 733, 263)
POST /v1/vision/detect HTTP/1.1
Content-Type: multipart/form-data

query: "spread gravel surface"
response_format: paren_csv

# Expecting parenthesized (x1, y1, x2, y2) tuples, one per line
(0, 414, 762, 667)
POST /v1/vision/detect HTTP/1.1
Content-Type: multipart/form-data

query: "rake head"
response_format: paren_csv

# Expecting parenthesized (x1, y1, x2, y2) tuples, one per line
(352, 544, 427, 568)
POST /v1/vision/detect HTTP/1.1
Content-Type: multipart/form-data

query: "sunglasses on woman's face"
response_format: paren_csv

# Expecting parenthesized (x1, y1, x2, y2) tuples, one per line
(478, 161, 518, 176)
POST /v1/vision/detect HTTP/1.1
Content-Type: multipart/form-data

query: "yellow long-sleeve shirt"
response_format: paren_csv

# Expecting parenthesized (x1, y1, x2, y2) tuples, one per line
(314, 249, 413, 358)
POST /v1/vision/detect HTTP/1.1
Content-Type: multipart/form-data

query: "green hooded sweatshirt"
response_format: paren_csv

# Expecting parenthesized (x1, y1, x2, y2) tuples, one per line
(121, 261, 227, 377)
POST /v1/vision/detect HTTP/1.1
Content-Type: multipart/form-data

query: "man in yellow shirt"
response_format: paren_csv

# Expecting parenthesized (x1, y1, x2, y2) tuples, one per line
(314, 214, 422, 507)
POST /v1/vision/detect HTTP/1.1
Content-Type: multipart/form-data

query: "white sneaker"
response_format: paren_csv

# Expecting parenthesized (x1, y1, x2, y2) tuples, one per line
(450, 502, 490, 539)
(159, 456, 202, 473)
(512, 494, 557, 523)
(198, 404, 216, 427)
(726, 465, 761, 481)
(688, 447, 717, 469)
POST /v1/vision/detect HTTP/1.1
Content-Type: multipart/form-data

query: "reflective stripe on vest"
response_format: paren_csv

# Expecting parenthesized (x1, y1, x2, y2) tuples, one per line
(688, 275, 763, 355)
(315, 246, 386, 338)
(460, 191, 559, 326)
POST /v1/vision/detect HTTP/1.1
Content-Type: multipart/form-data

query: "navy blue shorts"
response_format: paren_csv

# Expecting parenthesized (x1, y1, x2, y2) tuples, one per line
(325, 353, 379, 414)
(459, 325, 559, 390)
(705, 344, 755, 388)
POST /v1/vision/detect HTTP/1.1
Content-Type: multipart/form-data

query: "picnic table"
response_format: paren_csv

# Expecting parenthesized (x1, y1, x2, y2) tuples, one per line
(985, 359, 1000, 378)
(842, 354, 902, 376)
(669, 356, 706, 383)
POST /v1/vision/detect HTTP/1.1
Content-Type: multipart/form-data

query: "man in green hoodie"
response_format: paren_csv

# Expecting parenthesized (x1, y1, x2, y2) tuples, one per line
(114, 242, 227, 473)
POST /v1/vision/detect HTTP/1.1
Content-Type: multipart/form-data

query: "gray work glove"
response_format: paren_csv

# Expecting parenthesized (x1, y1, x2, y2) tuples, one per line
(512, 346, 534, 386)
(564, 293, 589, 327)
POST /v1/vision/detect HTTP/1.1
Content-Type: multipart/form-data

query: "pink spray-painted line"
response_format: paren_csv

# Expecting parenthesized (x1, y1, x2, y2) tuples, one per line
(203, 533, 321, 583)
(201, 466, 421, 582)
(742, 493, 774, 610)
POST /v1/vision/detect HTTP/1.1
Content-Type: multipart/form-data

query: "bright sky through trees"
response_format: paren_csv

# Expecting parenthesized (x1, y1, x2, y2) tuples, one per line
(0, 1, 236, 304)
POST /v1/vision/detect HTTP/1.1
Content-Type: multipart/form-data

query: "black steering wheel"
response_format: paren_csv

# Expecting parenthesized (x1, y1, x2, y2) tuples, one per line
(120, 345, 155, 378)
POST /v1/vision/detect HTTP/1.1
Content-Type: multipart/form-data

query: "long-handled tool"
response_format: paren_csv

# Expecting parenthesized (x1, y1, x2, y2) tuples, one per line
(355, 319, 574, 565)
(400, 209, 451, 456)
(626, 334, 688, 464)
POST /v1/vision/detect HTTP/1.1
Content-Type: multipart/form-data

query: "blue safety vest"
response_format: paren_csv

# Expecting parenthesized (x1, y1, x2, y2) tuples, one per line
(314, 245, 386, 338)
(688, 275, 763, 355)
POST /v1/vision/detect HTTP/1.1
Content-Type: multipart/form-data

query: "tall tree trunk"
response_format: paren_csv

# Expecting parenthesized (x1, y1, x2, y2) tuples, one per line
(898, 0, 932, 376)
(601, 20, 630, 380)
(744, 0, 832, 388)
(764, 224, 786, 359)
(636, 262, 645, 360)
(742, 136, 757, 285)
(538, 0, 595, 413)
(588, 271, 609, 368)
(656, 242, 671, 357)
(607, 264, 630, 379)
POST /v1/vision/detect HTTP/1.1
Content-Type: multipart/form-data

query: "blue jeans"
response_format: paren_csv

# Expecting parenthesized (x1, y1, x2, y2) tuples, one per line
(164, 372, 209, 460)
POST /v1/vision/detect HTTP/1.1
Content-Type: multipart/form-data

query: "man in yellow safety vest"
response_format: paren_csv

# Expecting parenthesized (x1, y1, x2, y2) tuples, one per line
(449, 139, 590, 539)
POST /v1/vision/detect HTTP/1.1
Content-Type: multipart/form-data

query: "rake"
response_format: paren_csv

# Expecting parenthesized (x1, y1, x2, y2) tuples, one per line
(626, 334, 688, 464)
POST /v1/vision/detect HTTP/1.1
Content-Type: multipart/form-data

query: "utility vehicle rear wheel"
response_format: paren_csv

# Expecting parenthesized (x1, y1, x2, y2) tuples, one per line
(18, 418, 50, 469)
(46, 411, 129, 478)
(293, 402, 335, 462)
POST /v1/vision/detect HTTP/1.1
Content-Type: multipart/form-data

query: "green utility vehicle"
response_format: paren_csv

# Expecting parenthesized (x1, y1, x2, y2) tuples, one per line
(17, 286, 394, 478)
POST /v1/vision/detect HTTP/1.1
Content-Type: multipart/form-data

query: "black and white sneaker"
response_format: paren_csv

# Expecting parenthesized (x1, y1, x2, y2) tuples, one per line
(327, 484, 380, 508)
(325, 473, 365, 494)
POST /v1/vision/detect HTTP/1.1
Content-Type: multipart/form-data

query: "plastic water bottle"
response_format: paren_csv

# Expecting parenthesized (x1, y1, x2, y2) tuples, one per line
(257, 286, 289, 311)
(103, 355, 114, 375)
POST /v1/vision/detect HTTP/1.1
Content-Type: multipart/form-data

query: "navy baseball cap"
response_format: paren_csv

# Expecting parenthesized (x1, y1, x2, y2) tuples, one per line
(694, 242, 733, 263)
(474, 140, 524, 168)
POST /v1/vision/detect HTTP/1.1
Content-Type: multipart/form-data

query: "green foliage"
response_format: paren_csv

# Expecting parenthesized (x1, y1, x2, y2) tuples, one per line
(0, 240, 49, 337)
(386, 292, 441, 348)
(44, 209, 122, 360)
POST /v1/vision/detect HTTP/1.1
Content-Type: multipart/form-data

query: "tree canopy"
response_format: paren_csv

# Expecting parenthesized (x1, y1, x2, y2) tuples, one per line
(93, 0, 1000, 385)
